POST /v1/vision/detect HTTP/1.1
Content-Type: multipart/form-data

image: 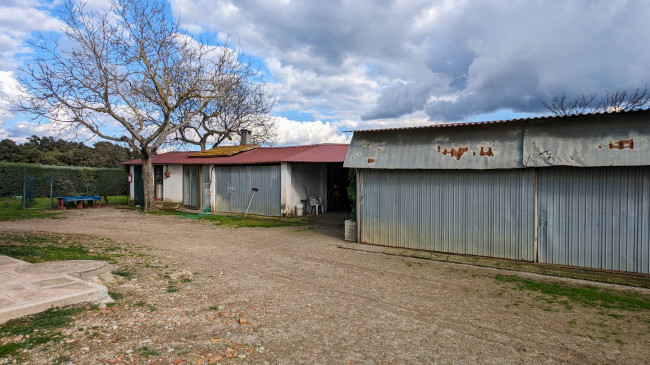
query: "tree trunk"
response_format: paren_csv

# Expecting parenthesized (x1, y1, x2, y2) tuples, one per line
(141, 153, 157, 211)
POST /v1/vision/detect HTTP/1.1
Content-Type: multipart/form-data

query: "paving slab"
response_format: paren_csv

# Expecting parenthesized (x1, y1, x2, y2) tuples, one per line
(0, 255, 109, 324)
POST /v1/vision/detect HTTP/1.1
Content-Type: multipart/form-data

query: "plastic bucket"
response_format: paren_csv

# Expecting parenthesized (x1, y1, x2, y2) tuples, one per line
(295, 204, 304, 217)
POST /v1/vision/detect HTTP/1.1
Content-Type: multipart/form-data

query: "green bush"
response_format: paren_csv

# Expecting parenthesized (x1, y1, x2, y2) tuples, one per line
(0, 162, 127, 198)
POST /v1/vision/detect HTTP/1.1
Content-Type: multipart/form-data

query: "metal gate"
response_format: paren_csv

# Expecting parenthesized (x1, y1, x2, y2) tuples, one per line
(537, 166, 650, 273)
(133, 165, 144, 206)
(214, 165, 281, 216)
(358, 169, 535, 260)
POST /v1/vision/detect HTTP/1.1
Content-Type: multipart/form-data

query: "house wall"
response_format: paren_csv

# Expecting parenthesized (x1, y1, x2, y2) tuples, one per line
(280, 163, 292, 214)
(289, 163, 327, 215)
(161, 164, 183, 205)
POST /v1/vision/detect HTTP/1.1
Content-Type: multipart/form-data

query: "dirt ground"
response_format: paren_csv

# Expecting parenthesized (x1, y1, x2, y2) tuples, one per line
(1, 208, 649, 364)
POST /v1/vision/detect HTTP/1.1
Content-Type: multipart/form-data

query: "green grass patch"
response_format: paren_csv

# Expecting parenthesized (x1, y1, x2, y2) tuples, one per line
(0, 232, 114, 263)
(208, 305, 220, 311)
(0, 307, 83, 358)
(112, 270, 134, 280)
(0, 198, 62, 221)
(108, 291, 124, 301)
(0, 195, 127, 222)
(146, 210, 313, 228)
(166, 282, 179, 293)
(495, 274, 650, 311)
(138, 346, 160, 357)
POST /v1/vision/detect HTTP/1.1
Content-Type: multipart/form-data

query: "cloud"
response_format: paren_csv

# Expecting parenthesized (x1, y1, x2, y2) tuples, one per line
(0, 5, 62, 69)
(171, 0, 650, 123)
(273, 117, 349, 145)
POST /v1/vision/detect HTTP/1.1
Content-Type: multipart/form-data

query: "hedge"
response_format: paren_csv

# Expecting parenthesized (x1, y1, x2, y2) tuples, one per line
(0, 162, 128, 198)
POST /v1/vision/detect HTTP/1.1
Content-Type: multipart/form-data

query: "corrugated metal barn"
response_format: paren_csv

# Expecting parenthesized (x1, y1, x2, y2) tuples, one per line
(344, 110, 650, 274)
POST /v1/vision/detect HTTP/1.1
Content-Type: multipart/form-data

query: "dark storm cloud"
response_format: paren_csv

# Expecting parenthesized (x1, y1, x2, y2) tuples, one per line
(172, 0, 650, 122)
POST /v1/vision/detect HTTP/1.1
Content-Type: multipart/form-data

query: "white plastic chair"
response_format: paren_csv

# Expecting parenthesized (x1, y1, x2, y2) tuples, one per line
(308, 196, 323, 215)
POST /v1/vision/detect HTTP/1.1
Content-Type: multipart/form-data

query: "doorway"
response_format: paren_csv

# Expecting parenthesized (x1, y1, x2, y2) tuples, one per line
(183, 165, 212, 210)
(183, 165, 199, 209)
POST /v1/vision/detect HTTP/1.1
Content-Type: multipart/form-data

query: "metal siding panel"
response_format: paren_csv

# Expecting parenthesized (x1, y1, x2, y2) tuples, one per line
(523, 116, 650, 167)
(345, 113, 650, 170)
(359, 169, 534, 260)
(345, 125, 524, 170)
(538, 166, 650, 273)
(214, 165, 281, 216)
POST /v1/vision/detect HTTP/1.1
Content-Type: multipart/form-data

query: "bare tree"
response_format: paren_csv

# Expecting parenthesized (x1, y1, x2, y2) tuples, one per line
(174, 53, 277, 150)
(544, 85, 650, 116)
(10, 0, 275, 210)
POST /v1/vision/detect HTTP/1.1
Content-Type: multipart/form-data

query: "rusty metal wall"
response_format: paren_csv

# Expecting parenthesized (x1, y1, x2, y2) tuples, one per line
(358, 168, 535, 260)
(344, 111, 650, 170)
(214, 165, 281, 216)
(523, 115, 650, 167)
(538, 166, 650, 274)
(346, 124, 524, 170)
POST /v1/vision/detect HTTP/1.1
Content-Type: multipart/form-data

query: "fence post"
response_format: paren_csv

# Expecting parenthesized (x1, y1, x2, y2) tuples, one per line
(50, 178, 54, 209)
(22, 168, 26, 210)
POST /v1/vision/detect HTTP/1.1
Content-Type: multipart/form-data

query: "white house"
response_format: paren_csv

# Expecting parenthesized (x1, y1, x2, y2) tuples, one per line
(124, 131, 349, 216)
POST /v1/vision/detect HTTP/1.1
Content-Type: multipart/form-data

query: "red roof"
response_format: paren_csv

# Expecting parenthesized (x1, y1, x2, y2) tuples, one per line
(123, 144, 349, 165)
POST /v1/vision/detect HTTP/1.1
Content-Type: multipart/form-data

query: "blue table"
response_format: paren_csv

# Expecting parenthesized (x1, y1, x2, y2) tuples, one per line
(57, 195, 102, 209)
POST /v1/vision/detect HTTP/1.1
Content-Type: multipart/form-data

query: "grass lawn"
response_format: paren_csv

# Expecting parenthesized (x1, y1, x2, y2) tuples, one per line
(0, 232, 115, 263)
(495, 274, 650, 311)
(0, 195, 128, 222)
(146, 210, 314, 228)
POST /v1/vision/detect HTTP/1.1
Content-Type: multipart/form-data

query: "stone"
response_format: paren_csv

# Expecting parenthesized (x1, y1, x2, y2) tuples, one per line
(114, 284, 136, 293)
(208, 354, 223, 363)
(98, 272, 118, 286)
(344, 219, 357, 241)
(169, 271, 193, 281)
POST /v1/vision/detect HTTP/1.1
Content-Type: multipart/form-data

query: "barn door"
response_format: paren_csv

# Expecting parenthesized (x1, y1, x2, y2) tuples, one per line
(537, 166, 650, 274)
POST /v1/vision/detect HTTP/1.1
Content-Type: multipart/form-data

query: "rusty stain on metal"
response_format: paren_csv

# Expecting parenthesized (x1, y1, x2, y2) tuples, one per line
(608, 138, 634, 150)
(479, 147, 494, 156)
(538, 150, 553, 160)
(437, 145, 469, 160)
(367, 158, 375, 164)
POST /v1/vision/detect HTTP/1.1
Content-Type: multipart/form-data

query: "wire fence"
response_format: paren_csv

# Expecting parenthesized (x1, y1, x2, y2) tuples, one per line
(1, 163, 128, 209)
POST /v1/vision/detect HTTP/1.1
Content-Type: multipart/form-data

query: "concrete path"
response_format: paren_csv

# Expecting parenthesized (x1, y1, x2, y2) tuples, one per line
(0, 256, 109, 324)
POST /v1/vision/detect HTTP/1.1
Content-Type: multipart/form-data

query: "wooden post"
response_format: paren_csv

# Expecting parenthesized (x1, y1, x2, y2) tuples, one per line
(21, 168, 26, 210)
(49, 179, 54, 209)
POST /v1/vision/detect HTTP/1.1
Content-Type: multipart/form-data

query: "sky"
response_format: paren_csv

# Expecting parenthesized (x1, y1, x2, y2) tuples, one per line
(0, 0, 649, 147)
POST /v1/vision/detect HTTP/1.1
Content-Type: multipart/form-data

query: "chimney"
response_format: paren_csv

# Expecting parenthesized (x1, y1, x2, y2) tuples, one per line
(239, 129, 251, 145)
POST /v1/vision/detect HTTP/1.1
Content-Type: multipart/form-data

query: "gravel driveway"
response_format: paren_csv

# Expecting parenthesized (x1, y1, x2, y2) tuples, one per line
(1, 208, 649, 364)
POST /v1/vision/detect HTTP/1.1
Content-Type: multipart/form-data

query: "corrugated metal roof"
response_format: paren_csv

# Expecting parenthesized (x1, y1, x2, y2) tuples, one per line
(123, 144, 348, 165)
(346, 108, 650, 133)
(188, 144, 259, 157)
